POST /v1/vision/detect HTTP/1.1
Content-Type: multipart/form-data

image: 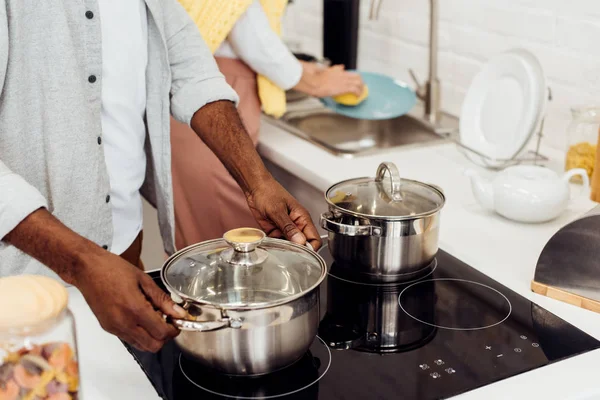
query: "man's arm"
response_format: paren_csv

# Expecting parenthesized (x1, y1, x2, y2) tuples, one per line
(0, 3, 183, 353)
(162, 0, 321, 248)
(4, 209, 96, 285)
(4, 209, 185, 352)
(191, 101, 269, 198)
(190, 101, 321, 247)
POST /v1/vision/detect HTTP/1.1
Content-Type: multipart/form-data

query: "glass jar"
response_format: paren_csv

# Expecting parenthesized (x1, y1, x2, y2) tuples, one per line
(0, 275, 81, 400)
(565, 106, 600, 183)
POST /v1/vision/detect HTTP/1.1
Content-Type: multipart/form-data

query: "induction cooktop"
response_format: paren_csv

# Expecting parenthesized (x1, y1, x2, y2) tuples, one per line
(123, 242, 600, 399)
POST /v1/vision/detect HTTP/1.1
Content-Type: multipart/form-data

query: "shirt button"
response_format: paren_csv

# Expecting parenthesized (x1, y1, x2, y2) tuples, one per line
(105, 195, 111, 203)
(97, 137, 102, 145)
(102, 245, 108, 250)
(88, 75, 97, 83)
(85, 11, 94, 19)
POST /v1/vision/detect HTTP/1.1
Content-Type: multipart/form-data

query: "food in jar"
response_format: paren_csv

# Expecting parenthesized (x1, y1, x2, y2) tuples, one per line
(565, 142, 596, 183)
(0, 342, 78, 400)
(328, 190, 357, 204)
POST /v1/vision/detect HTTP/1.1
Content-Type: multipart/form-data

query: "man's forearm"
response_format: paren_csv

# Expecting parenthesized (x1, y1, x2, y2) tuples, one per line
(190, 101, 272, 195)
(4, 209, 100, 285)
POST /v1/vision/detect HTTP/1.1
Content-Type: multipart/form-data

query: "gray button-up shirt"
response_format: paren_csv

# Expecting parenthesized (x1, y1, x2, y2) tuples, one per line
(0, 0, 238, 279)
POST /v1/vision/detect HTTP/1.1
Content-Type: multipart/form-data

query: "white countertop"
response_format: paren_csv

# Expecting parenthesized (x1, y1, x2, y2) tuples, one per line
(70, 109, 600, 399)
(257, 112, 600, 399)
(68, 286, 160, 400)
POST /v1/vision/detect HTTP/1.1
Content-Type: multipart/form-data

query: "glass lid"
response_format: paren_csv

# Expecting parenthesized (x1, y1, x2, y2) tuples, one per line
(325, 162, 445, 219)
(161, 228, 327, 309)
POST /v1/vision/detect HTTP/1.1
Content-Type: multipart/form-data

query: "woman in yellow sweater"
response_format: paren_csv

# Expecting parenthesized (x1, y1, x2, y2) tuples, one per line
(170, 0, 364, 248)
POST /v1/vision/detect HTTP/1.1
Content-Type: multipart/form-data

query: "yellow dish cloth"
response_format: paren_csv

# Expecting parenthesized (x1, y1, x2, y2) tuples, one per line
(256, 0, 289, 118)
(178, 0, 290, 118)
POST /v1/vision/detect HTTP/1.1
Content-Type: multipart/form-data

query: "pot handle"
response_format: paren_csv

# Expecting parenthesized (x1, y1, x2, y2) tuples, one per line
(320, 212, 382, 236)
(376, 162, 403, 202)
(165, 315, 243, 332)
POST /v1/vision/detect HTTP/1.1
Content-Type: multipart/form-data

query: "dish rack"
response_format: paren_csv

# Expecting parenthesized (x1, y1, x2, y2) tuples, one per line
(440, 87, 553, 170)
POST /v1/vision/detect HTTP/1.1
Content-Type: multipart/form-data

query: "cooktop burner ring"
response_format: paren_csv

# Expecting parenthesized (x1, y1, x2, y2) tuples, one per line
(328, 259, 438, 287)
(398, 278, 513, 331)
(178, 336, 332, 399)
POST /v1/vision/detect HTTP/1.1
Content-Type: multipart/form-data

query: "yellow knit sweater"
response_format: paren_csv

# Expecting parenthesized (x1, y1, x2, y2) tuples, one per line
(177, 0, 289, 118)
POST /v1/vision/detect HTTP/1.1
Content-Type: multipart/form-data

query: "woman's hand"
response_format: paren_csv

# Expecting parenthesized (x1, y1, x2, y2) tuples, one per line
(293, 62, 364, 98)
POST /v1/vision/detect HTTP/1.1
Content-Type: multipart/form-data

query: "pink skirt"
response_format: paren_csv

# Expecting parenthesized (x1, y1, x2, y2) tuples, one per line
(170, 57, 261, 249)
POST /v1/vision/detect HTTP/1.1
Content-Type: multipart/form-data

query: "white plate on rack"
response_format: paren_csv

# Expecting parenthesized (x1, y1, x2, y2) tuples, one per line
(459, 49, 547, 168)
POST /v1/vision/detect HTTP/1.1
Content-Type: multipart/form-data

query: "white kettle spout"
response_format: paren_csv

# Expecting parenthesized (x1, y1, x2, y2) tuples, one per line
(464, 169, 495, 211)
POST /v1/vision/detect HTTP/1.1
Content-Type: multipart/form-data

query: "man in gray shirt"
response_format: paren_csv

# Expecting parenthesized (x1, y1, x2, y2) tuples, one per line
(0, 0, 321, 352)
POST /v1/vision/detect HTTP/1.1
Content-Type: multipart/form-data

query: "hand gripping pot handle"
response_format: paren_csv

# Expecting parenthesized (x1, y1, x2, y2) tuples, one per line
(320, 212, 383, 236)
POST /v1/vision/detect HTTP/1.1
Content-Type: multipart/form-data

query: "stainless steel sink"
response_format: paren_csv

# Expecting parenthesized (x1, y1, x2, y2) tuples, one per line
(264, 101, 459, 158)
(267, 0, 453, 158)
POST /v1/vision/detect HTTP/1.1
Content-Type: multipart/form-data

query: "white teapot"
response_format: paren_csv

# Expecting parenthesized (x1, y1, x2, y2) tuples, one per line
(465, 165, 590, 223)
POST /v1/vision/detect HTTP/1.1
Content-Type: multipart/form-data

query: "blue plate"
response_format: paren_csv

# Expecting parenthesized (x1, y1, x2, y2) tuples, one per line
(320, 71, 417, 120)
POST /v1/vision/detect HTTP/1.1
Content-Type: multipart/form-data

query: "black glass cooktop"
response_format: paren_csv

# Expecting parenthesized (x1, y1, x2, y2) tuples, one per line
(123, 243, 600, 399)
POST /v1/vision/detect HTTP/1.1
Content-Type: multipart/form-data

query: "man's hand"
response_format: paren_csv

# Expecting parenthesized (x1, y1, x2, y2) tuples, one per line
(73, 252, 186, 352)
(190, 101, 322, 249)
(4, 209, 186, 353)
(246, 178, 322, 250)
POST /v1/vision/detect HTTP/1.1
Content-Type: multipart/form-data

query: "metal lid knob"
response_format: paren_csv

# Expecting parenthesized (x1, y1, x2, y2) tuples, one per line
(223, 228, 266, 253)
(222, 228, 268, 266)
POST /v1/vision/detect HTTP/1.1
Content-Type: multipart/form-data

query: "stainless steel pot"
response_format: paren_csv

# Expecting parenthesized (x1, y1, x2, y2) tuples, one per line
(161, 228, 327, 376)
(320, 162, 445, 282)
(319, 260, 437, 353)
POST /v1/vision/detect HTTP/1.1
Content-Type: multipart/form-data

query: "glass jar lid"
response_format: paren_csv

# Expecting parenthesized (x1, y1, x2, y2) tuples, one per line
(0, 275, 68, 333)
(571, 106, 600, 123)
(325, 162, 445, 219)
(161, 228, 327, 310)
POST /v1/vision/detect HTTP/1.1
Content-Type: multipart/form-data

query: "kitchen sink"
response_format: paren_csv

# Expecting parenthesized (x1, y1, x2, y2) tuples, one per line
(264, 101, 459, 158)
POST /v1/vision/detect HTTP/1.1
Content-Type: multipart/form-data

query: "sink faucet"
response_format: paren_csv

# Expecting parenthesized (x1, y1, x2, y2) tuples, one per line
(370, 0, 441, 125)
(409, 0, 440, 125)
(369, 0, 383, 20)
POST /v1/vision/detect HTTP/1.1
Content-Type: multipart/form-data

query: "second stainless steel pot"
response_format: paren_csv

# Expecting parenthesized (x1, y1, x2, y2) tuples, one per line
(320, 162, 445, 282)
(161, 228, 327, 376)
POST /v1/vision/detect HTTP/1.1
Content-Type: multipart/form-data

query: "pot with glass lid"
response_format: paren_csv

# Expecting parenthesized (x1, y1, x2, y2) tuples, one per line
(320, 162, 445, 282)
(161, 228, 327, 376)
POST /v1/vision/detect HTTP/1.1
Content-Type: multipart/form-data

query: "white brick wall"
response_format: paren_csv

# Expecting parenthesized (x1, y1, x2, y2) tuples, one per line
(282, 0, 600, 151)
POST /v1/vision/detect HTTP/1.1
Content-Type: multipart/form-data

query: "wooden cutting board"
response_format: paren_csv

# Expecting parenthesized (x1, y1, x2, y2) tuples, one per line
(531, 280, 600, 314)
